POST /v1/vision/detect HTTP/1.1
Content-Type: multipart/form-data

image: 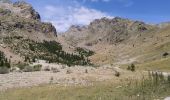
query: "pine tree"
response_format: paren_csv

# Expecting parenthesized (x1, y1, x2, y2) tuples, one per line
(32, 57, 36, 62)
(131, 64, 135, 72)
(0, 60, 4, 67)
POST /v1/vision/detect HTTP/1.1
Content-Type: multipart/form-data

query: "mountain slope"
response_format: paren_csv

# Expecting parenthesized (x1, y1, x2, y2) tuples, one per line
(60, 17, 170, 67)
(0, 1, 92, 66)
(63, 17, 153, 47)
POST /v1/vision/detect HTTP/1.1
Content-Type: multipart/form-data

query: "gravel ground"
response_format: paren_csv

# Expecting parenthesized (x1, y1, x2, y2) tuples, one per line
(0, 64, 117, 91)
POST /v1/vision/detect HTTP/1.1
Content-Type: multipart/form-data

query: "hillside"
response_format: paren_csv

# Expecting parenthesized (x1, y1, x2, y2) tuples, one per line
(0, 1, 92, 66)
(1, 1, 169, 70)
(1, 1, 170, 100)
(61, 17, 170, 68)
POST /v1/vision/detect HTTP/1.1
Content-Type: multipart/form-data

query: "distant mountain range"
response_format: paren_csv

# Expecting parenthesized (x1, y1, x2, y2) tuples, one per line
(1, 1, 170, 67)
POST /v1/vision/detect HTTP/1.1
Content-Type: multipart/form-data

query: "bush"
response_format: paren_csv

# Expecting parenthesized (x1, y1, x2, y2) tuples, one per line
(0, 67, 9, 74)
(33, 64, 42, 71)
(61, 65, 66, 69)
(23, 66, 34, 72)
(66, 69, 72, 74)
(10, 67, 20, 72)
(17, 63, 29, 70)
(85, 69, 88, 73)
(168, 75, 170, 84)
(127, 63, 135, 72)
(44, 66, 50, 71)
(51, 67, 60, 73)
(115, 71, 120, 77)
(127, 65, 131, 70)
(162, 52, 169, 58)
(131, 64, 135, 71)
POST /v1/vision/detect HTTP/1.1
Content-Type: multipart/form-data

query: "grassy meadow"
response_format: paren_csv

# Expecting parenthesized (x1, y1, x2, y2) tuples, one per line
(0, 72, 170, 100)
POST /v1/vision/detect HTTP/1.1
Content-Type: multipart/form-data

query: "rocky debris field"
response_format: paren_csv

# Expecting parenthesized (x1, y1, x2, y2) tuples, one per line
(0, 63, 120, 91)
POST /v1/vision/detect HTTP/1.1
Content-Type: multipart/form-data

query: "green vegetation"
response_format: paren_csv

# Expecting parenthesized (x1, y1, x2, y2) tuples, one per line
(35, 41, 92, 66)
(16, 63, 42, 72)
(0, 73, 170, 100)
(0, 67, 9, 74)
(22, 66, 34, 72)
(76, 47, 94, 57)
(162, 52, 169, 58)
(0, 51, 11, 74)
(16, 63, 29, 70)
(137, 58, 170, 71)
(3, 36, 93, 66)
(115, 71, 120, 77)
(33, 64, 42, 71)
(127, 63, 135, 72)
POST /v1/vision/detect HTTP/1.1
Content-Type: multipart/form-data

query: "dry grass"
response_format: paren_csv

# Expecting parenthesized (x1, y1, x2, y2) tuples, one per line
(0, 72, 170, 100)
(137, 57, 170, 71)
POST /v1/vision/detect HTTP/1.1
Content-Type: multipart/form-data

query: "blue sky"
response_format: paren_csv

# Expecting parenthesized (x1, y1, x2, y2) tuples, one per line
(13, 0, 170, 32)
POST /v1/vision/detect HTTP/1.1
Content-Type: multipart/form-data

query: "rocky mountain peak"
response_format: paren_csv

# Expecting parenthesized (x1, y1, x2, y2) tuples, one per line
(157, 22, 170, 28)
(0, 1, 57, 40)
(13, 1, 41, 20)
(63, 17, 154, 47)
(0, 1, 40, 21)
(68, 25, 87, 32)
(90, 17, 129, 26)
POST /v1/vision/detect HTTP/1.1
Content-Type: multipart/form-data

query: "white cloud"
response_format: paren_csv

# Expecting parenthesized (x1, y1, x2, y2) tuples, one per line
(41, 5, 113, 32)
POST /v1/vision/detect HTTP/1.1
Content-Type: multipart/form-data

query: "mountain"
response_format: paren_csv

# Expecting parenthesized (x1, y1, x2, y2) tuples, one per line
(0, 1, 57, 41)
(0, 1, 92, 66)
(60, 17, 170, 66)
(1, 1, 170, 68)
(63, 17, 153, 47)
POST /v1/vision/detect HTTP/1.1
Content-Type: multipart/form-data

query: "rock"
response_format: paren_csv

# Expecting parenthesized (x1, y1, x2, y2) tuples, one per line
(0, 9, 11, 15)
(41, 22, 57, 35)
(164, 97, 170, 100)
(0, 2, 57, 37)
(63, 17, 152, 47)
(10, 67, 20, 72)
(13, 1, 41, 20)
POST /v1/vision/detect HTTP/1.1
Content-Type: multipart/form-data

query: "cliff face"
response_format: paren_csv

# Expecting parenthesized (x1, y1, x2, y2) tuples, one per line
(0, 1, 92, 66)
(0, 1, 58, 63)
(0, 1, 57, 41)
(63, 17, 153, 47)
(60, 17, 170, 65)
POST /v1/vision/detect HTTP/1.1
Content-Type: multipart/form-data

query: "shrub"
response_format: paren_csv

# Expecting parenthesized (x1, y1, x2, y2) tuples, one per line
(168, 75, 170, 84)
(17, 63, 29, 70)
(76, 47, 94, 57)
(66, 69, 72, 74)
(10, 67, 20, 72)
(162, 52, 169, 58)
(131, 64, 135, 71)
(51, 67, 60, 73)
(33, 64, 42, 71)
(115, 71, 120, 77)
(23, 66, 34, 72)
(85, 69, 88, 73)
(0, 67, 9, 74)
(49, 76, 54, 84)
(61, 65, 66, 69)
(127, 65, 131, 70)
(44, 66, 50, 71)
(127, 63, 136, 72)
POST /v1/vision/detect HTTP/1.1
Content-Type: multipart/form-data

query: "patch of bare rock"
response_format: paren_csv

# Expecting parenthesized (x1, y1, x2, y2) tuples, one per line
(0, 62, 119, 91)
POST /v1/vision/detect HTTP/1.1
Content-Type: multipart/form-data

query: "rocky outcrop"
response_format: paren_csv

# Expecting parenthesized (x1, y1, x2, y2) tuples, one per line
(13, 1, 41, 20)
(0, 1, 57, 38)
(63, 17, 153, 47)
